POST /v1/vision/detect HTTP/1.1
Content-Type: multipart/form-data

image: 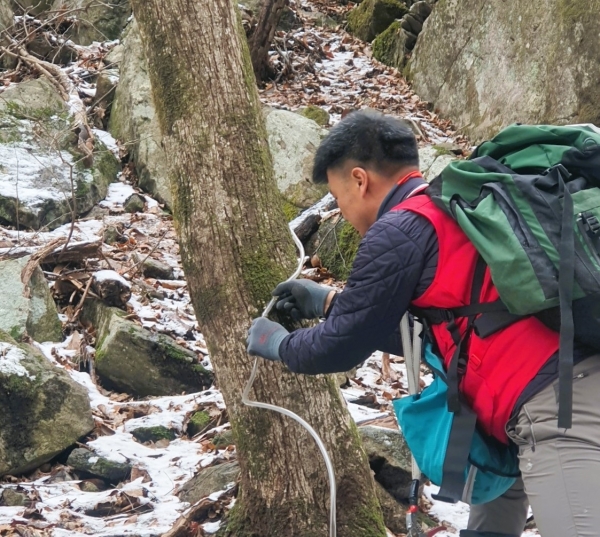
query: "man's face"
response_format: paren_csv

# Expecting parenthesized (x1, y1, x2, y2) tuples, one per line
(327, 164, 376, 237)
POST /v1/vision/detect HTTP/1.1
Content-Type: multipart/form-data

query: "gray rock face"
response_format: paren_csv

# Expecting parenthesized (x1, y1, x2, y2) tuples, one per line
(0, 78, 66, 115)
(51, 0, 131, 45)
(264, 108, 329, 209)
(83, 299, 213, 396)
(132, 252, 175, 280)
(178, 461, 240, 505)
(109, 20, 172, 208)
(410, 0, 600, 141)
(0, 331, 94, 476)
(359, 426, 413, 500)
(418, 146, 458, 182)
(0, 255, 62, 342)
(67, 448, 131, 482)
(0, 79, 121, 230)
(95, 68, 119, 115)
(110, 20, 329, 210)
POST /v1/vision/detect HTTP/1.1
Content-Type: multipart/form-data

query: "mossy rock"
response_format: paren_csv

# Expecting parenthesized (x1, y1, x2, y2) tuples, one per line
(298, 105, 330, 126)
(0, 255, 62, 343)
(67, 448, 131, 483)
(131, 425, 176, 443)
(82, 299, 213, 396)
(347, 0, 408, 42)
(187, 410, 211, 437)
(372, 20, 409, 69)
(0, 79, 121, 230)
(0, 331, 94, 476)
(305, 215, 361, 280)
(178, 461, 240, 505)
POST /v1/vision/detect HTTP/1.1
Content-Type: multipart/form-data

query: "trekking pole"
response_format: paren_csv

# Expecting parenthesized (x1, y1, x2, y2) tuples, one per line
(242, 226, 337, 537)
(401, 314, 428, 537)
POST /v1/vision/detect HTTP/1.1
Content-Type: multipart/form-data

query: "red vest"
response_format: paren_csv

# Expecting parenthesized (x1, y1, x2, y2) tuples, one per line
(396, 195, 559, 442)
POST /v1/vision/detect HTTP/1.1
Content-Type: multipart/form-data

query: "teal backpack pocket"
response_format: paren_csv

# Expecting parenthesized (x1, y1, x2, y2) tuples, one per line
(393, 345, 520, 505)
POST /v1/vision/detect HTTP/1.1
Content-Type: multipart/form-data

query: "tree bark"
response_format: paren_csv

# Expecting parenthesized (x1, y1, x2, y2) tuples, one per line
(129, 2, 386, 536)
(249, 0, 288, 81)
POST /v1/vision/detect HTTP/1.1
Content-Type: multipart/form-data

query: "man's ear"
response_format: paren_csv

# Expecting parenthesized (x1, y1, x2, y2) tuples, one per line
(350, 166, 369, 197)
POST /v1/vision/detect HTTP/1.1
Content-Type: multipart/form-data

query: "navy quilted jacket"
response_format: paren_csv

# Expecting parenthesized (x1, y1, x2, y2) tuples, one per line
(279, 177, 439, 374)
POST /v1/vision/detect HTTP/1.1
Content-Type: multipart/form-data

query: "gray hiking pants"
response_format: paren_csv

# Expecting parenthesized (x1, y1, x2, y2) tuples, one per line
(467, 354, 600, 537)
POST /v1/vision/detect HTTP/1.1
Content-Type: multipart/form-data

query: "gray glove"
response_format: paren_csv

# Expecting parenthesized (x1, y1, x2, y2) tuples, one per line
(272, 279, 333, 320)
(246, 317, 289, 361)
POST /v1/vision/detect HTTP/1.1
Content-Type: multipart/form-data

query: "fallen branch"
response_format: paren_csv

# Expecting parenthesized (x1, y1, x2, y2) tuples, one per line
(291, 196, 338, 243)
(0, 240, 101, 264)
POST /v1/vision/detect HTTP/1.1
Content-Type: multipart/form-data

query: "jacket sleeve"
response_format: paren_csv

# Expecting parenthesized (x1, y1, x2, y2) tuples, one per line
(279, 211, 437, 374)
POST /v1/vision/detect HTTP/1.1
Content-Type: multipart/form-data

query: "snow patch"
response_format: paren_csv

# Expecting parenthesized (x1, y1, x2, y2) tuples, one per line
(93, 128, 120, 157)
(99, 182, 137, 208)
(94, 269, 131, 288)
(0, 343, 35, 380)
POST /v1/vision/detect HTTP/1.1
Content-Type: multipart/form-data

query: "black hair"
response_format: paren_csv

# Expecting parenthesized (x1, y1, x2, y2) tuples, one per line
(312, 109, 419, 184)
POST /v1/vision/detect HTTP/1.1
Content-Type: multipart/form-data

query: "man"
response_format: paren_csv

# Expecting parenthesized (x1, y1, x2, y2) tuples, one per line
(246, 110, 600, 537)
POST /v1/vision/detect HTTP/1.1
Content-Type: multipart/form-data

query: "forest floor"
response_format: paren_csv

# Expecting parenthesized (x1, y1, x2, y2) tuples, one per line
(0, 1, 538, 536)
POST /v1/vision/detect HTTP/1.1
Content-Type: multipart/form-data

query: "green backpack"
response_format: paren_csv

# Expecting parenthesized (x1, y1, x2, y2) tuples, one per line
(428, 124, 600, 429)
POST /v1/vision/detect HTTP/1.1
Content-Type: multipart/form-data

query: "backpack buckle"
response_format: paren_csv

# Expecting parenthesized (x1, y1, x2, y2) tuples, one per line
(580, 211, 600, 238)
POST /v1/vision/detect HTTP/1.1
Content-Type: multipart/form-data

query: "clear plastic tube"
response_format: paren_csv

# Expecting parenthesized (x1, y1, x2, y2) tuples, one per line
(242, 227, 337, 537)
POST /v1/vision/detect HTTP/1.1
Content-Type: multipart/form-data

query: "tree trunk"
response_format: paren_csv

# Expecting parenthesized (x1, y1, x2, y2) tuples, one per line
(249, 0, 288, 81)
(129, 2, 386, 537)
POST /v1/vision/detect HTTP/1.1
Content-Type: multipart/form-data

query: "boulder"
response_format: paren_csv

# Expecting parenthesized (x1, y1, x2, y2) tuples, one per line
(305, 213, 361, 280)
(130, 425, 176, 443)
(409, 0, 600, 142)
(264, 108, 330, 209)
(359, 426, 438, 532)
(186, 410, 211, 437)
(418, 145, 439, 176)
(67, 448, 131, 482)
(178, 461, 240, 505)
(359, 425, 413, 500)
(0, 331, 94, 476)
(0, 255, 62, 342)
(83, 299, 213, 396)
(0, 78, 121, 230)
(109, 20, 172, 208)
(0, 488, 28, 507)
(94, 68, 119, 115)
(298, 105, 330, 127)
(423, 152, 456, 182)
(347, 0, 408, 43)
(0, 78, 66, 114)
(372, 1, 432, 69)
(372, 21, 411, 69)
(132, 253, 175, 280)
(51, 0, 131, 45)
(123, 192, 146, 213)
